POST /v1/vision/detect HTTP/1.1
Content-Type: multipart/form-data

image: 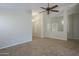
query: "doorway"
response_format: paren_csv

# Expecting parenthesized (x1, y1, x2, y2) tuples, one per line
(32, 11, 43, 38)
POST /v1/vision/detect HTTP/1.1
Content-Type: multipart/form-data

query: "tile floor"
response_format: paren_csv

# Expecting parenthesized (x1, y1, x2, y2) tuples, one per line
(0, 37, 79, 56)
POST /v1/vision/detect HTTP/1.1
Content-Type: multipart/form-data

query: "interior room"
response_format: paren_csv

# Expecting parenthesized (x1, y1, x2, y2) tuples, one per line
(0, 3, 79, 56)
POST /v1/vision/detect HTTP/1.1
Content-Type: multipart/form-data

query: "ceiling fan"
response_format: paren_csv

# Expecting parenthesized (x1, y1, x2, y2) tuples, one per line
(40, 3, 59, 15)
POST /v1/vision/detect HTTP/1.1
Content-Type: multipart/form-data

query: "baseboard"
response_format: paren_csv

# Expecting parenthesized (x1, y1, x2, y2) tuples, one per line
(45, 36, 67, 41)
(68, 38, 79, 40)
(0, 40, 32, 49)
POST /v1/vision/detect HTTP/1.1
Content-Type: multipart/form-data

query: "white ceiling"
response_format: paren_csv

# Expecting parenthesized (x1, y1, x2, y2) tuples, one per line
(0, 3, 77, 15)
(32, 3, 77, 11)
(32, 3, 77, 16)
(0, 3, 76, 10)
(0, 3, 31, 11)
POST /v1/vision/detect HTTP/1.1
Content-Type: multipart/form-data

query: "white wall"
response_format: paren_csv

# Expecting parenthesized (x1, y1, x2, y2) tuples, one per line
(0, 10, 32, 49)
(67, 4, 79, 40)
(73, 14, 79, 39)
(67, 15, 73, 39)
(68, 14, 79, 40)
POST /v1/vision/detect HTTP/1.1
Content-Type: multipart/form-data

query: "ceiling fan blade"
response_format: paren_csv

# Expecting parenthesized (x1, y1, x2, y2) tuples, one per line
(50, 5, 58, 9)
(40, 7, 46, 10)
(51, 10, 59, 12)
(40, 11, 46, 13)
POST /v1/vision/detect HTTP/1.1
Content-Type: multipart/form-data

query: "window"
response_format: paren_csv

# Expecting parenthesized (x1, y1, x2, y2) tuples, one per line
(51, 16, 64, 32)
